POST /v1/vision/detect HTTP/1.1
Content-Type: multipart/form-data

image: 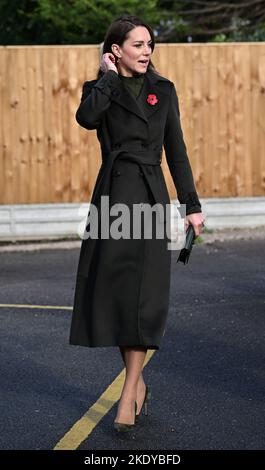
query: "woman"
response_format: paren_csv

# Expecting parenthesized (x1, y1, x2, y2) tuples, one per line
(69, 14, 205, 432)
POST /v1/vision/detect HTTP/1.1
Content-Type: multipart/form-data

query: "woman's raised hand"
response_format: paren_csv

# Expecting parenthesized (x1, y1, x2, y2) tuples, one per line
(100, 52, 118, 74)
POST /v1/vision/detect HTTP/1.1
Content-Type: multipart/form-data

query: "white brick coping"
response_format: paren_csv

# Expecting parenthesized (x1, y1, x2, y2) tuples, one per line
(0, 197, 264, 241)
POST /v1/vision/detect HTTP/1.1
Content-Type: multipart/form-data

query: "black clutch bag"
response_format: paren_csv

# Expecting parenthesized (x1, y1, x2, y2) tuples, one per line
(177, 224, 196, 265)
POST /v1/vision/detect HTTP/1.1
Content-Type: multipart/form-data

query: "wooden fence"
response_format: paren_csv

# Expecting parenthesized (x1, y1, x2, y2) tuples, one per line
(0, 43, 264, 204)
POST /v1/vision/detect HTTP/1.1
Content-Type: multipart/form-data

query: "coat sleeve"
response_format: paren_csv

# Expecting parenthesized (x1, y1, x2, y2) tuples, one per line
(75, 70, 121, 130)
(163, 82, 202, 215)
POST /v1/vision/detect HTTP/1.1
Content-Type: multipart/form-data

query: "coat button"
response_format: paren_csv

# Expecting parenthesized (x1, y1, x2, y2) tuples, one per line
(112, 169, 121, 176)
(138, 170, 144, 177)
(114, 143, 121, 149)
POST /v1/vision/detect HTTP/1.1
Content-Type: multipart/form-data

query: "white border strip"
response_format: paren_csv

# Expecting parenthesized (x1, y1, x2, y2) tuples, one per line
(0, 197, 265, 241)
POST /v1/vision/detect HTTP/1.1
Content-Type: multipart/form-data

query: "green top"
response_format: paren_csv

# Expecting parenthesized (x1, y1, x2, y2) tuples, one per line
(118, 72, 145, 99)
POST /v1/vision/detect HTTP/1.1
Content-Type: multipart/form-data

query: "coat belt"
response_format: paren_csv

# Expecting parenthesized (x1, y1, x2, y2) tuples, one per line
(92, 145, 163, 207)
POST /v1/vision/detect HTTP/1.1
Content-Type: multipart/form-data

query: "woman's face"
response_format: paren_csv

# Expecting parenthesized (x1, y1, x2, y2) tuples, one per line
(112, 26, 153, 76)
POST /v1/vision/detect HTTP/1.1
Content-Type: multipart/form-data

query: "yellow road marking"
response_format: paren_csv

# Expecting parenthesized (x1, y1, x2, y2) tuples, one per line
(1, 303, 155, 448)
(0, 303, 72, 310)
(54, 349, 155, 450)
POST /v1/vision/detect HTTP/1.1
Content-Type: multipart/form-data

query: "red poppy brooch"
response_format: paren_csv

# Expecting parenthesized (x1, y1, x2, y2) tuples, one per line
(146, 94, 158, 106)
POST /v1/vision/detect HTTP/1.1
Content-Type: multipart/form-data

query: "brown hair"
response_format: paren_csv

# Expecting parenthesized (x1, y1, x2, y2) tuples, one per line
(96, 14, 159, 79)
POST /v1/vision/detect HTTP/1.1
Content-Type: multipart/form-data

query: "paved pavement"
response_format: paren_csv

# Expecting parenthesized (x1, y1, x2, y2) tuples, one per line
(0, 234, 265, 450)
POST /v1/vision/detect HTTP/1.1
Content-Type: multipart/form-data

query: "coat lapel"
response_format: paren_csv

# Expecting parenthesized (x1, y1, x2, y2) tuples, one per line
(111, 70, 169, 124)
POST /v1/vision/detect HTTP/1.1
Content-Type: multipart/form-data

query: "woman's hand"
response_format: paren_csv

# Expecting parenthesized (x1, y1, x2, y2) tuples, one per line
(100, 52, 118, 74)
(185, 212, 206, 237)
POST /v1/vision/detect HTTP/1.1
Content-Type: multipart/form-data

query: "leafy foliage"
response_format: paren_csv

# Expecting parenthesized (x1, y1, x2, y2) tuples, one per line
(0, 0, 165, 44)
(0, 0, 264, 45)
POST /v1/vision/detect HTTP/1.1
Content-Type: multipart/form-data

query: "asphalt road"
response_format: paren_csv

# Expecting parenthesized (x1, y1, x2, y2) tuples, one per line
(0, 238, 265, 451)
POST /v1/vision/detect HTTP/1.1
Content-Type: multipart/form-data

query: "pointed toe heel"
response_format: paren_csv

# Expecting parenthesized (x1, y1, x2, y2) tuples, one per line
(135, 385, 151, 422)
(113, 401, 137, 433)
(113, 422, 134, 432)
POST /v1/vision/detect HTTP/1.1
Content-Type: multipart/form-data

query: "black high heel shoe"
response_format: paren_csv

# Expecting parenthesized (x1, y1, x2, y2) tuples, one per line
(113, 401, 137, 432)
(135, 385, 151, 423)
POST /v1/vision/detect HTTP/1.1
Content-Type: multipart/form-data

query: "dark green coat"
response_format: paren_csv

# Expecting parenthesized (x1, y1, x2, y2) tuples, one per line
(69, 69, 202, 350)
